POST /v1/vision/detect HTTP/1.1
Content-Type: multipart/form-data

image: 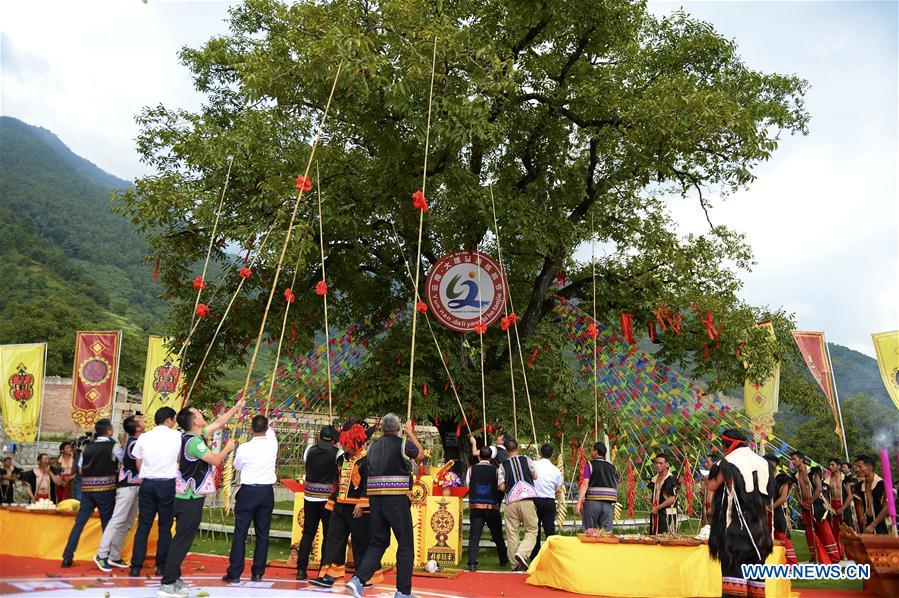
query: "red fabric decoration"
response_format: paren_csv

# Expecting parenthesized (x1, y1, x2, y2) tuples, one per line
(195, 303, 210, 318)
(474, 320, 487, 335)
(507, 312, 518, 325)
(315, 280, 328, 296)
(620, 312, 635, 344)
(339, 424, 367, 453)
(586, 323, 598, 339)
(648, 322, 657, 343)
(239, 267, 252, 279)
(295, 175, 312, 192)
(626, 460, 636, 518)
(153, 256, 161, 280)
(284, 288, 295, 304)
(693, 304, 720, 341)
(416, 300, 428, 314)
(193, 276, 206, 290)
(412, 190, 429, 212)
(500, 316, 510, 331)
(527, 348, 539, 367)
(682, 457, 694, 516)
(735, 341, 746, 357)
(423, 382, 428, 396)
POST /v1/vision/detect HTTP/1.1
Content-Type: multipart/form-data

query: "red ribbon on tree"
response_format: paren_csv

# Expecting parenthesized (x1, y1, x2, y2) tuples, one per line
(625, 459, 636, 518)
(527, 348, 539, 367)
(620, 312, 635, 344)
(507, 312, 518, 325)
(587, 323, 598, 339)
(284, 288, 295, 304)
(500, 316, 510, 330)
(195, 303, 210, 318)
(153, 256, 161, 280)
(193, 276, 206, 290)
(239, 267, 252, 279)
(416, 300, 428, 314)
(412, 190, 429, 212)
(648, 322, 657, 343)
(296, 175, 312, 192)
(473, 320, 487, 335)
(315, 280, 328, 296)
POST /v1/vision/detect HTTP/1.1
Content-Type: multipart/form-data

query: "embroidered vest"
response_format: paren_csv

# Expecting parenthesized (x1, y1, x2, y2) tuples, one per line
(80, 440, 117, 493)
(176, 433, 215, 496)
(304, 441, 338, 499)
(468, 462, 501, 508)
(366, 435, 412, 496)
(586, 458, 619, 502)
(500, 455, 537, 502)
(118, 436, 141, 487)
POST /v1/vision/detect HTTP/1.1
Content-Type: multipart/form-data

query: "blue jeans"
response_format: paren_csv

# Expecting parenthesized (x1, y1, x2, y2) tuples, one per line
(130, 478, 175, 572)
(62, 490, 115, 560)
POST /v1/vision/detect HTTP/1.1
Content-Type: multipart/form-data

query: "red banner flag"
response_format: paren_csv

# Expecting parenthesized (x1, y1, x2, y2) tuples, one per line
(71, 331, 122, 429)
(792, 331, 841, 438)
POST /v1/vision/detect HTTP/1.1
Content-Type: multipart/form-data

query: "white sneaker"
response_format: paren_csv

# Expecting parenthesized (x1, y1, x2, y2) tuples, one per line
(157, 583, 188, 597)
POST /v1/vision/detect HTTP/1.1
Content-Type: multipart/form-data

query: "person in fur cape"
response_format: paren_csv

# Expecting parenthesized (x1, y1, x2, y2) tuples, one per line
(706, 429, 775, 598)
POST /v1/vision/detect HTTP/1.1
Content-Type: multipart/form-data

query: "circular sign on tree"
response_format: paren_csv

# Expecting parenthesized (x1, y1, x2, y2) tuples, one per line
(425, 251, 507, 332)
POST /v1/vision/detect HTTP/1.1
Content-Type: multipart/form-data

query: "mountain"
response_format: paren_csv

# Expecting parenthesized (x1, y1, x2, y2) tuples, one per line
(828, 343, 894, 410)
(0, 116, 165, 388)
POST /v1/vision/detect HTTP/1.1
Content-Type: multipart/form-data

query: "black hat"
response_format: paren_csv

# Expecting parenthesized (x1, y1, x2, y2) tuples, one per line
(320, 425, 337, 442)
(341, 419, 376, 440)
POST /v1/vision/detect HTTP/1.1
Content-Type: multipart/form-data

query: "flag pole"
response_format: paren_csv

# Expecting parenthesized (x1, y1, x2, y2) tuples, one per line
(35, 343, 48, 447)
(824, 338, 850, 462)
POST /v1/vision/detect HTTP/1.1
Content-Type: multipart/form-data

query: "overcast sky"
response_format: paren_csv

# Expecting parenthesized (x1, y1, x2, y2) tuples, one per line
(1, 1, 896, 358)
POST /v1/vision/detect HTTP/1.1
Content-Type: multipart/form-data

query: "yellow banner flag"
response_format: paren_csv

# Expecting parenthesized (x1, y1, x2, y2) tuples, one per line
(141, 336, 184, 428)
(0, 343, 46, 442)
(744, 321, 780, 420)
(871, 330, 899, 411)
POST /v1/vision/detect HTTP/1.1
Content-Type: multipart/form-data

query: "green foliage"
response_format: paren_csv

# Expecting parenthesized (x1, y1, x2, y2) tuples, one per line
(118, 0, 810, 430)
(0, 117, 166, 389)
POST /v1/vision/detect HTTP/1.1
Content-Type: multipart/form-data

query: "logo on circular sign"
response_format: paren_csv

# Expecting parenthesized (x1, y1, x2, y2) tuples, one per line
(425, 251, 506, 332)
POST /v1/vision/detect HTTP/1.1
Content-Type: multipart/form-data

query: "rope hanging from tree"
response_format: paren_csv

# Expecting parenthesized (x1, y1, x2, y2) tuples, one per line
(222, 63, 344, 511)
(389, 220, 472, 437)
(488, 186, 518, 440)
(314, 163, 334, 423)
(487, 186, 537, 444)
(263, 221, 313, 416)
(183, 223, 279, 405)
(404, 36, 438, 424)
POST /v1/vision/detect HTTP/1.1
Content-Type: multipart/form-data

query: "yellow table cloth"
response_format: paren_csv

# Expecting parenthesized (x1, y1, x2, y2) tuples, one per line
(526, 536, 790, 598)
(0, 506, 157, 561)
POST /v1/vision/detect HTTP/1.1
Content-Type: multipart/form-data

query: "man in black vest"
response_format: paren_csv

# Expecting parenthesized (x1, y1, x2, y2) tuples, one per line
(498, 436, 539, 572)
(158, 403, 239, 598)
(346, 413, 422, 598)
(95, 414, 144, 572)
(62, 419, 118, 567)
(575, 441, 620, 532)
(296, 424, 339, 580)
(465, 446, 509, 572)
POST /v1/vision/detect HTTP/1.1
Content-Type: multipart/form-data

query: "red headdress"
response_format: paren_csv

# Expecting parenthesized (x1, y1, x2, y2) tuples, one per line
(339, 423, 368, 454)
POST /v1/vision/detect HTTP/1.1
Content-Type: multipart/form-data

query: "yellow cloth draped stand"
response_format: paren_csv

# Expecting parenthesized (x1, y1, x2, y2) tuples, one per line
(0, 507, 159, 561)
(526, 535, 789, 598)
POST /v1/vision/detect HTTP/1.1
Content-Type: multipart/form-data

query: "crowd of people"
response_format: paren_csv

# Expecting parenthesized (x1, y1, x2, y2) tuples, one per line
(1, 411, 897, 598)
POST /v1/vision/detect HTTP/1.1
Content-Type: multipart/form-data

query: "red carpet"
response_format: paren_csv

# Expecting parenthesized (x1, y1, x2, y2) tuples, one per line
(0, 553, 877, 597)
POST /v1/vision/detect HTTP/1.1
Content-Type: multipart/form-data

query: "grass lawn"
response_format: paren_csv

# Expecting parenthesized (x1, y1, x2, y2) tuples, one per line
(190, 508, 863, 591)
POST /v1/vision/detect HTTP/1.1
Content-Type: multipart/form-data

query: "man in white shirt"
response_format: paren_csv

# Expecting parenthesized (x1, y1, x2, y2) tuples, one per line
(530, 444, 563, 561)
(223, 414, 278, 583)
(129, 406, 181, 577)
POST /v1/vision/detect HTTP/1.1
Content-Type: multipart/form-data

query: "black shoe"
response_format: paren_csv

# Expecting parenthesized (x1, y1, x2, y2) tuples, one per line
(514, 553, 529, 569)
(309, 575, 336, 588)
(296, 570, 308, 580)
(221, 576, 240, 584)
(129, 568, 141, 577)
(61, 559, 73, 568)
(468, 564, 477, 572)
(363, 581, 374, 589)
(511, 564, 525, 573)
(251, 575, 262, 582)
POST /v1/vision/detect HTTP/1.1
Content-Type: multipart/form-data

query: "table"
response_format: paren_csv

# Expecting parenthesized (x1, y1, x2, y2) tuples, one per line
(526, 536, 790, 597)
(0, 506, 158, 561)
